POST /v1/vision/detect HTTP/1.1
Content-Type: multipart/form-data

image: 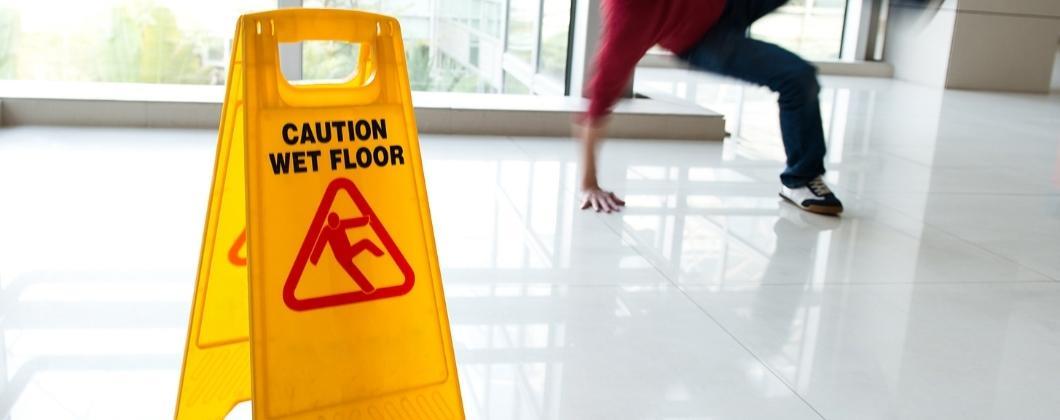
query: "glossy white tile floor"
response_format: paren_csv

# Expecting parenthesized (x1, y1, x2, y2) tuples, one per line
(1, 72, 1059, 419)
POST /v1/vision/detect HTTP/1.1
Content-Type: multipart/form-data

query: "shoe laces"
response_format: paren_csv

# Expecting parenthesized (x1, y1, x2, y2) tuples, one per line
(808, 177, 832, 196)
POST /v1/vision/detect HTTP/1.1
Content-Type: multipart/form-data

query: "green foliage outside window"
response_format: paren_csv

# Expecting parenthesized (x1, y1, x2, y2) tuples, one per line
(101, 1, 211, 83)
(1, 0, 220, 84)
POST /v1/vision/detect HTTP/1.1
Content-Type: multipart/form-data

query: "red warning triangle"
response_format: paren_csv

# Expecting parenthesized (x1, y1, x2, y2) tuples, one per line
(283, 177, 414, 311)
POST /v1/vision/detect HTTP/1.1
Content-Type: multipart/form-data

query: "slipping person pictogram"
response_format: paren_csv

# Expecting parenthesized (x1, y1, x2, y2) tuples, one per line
(283, 177, 415, 311)
(309, 213, 384, 294)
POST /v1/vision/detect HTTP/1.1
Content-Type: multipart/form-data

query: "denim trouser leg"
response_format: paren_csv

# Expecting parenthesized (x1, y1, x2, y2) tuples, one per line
(679, 1, 827, 188)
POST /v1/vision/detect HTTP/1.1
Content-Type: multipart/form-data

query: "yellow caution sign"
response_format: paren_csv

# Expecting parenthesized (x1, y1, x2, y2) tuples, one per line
(175, 9, 464, 419)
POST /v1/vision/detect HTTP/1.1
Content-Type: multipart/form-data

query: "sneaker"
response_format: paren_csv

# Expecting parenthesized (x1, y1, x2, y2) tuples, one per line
(779, 176, 844, 215)
(778, 199, 842, 230)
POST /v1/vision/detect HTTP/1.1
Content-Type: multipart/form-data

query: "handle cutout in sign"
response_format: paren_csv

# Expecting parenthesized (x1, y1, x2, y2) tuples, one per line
(283, 177, 414, 311)
(280, 41, 366, 85)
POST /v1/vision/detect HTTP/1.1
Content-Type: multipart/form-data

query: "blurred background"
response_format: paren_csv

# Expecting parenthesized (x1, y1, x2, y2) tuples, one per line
(0, 0, 854, 93)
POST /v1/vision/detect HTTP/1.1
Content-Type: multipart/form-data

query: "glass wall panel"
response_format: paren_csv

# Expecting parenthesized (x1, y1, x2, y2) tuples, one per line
(310, 0, 569, 94)
(537, 0, 569, 80)
(0, 0, 573, 94)
(505, 0, 536, 64)
(503, 71, 530, 94)
(750, 0, 847, 61)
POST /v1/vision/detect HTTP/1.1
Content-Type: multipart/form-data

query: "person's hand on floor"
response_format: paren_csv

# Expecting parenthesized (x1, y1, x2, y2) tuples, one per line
(580, 187, 625, 213)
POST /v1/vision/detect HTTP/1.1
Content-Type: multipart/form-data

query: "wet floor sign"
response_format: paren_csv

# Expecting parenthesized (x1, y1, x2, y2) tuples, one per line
(175, 9, 464, 419)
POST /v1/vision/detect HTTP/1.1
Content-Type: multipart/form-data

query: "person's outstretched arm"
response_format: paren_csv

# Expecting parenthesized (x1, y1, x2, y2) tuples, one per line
(577, 2, 651, 212)
(578, 122, 625, 212)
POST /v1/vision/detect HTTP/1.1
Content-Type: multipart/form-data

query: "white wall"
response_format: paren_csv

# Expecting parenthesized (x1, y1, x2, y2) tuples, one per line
(945, 13, 1060, 92)
(956, 0, 1060, 18)
(886, 0, 1060, 93)
(884, 0, 958, 87)
(944, 1, 1060, 93)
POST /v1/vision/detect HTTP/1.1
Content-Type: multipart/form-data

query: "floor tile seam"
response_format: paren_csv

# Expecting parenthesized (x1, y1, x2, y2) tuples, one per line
(851, 190, 1059, 197)
(869, 147, 942, 168)
(839, 190, 1060, 283)
(444, 281, 674, 288)
(499, 136, 689, 278)
(490, 135, 601, 268)
(596, 213, 830, 420)
(883, 208, 1060, 282)
(698, 213, 778, 257)
(484, 173, 672, 286)
(867, 159, 1060, 173)
(864, 149, 1059, 171)
(486, 185, 560, 265)
(674, 279, 1060, 290)
(865, 160, 1060, 173)
(502, 135, 535, 159)
(447, 277, 1060, 290)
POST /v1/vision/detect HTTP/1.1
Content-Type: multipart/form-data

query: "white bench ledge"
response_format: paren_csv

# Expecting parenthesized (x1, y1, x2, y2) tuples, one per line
(0, 81, 725, 140)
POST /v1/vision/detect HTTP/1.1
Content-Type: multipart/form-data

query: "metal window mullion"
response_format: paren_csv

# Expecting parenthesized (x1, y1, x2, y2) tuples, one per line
(562, 0, 576, 95)
(532, 0, 545, 75)
(501, 0, 511, 91)
(841, 0, 886, 61)
(568, 0, 603, 97)
(502, 0, 511, 49)
(862, 0, 884, 61)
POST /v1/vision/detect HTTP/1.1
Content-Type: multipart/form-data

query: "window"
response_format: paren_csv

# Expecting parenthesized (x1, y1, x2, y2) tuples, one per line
(0, 0, 571, 95)
(0, 0, 272, 84)
(501, 0, 570, 94)
(537, 0, 570, 80)
(503, 72, 530, 94)
(308, 0, 570, 94)
(505, 0, 536, 64)
(750, 0, 848, 61)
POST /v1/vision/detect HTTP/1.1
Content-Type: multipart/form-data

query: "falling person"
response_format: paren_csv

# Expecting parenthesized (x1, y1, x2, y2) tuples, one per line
(578, 0, 844, 215)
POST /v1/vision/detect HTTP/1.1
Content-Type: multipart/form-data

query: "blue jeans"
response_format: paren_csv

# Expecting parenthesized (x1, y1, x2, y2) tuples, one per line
(678, 0, 826, 188)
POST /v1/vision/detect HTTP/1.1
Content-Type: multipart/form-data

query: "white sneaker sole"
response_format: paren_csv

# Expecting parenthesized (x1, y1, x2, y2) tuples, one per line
(779, 193, 843, 215)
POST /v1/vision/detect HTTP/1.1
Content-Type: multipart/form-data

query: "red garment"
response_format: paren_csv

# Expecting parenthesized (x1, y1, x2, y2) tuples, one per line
(585, 0, 725, 123)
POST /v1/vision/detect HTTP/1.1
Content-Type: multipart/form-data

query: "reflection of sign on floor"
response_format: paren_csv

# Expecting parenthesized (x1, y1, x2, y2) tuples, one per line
(284, 178, 414, 311)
